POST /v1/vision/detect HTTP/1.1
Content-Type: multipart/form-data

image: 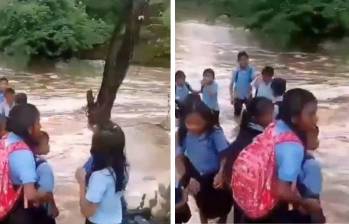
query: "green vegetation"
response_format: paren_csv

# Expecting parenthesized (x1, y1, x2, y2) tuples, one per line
(181, 0, 349, 48)
(0, 0, 170, 66)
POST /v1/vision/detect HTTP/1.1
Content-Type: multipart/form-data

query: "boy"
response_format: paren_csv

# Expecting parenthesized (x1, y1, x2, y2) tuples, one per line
(295, 126, 325, 223)
(254, 66, 274, 100)
(15, 92, 28, 105)
(176, 70, 195, 119)
(0, 88, 15, 117)
(271, 78, 286, 118)
(33, 131, 59, 223)
(201, 68, 219, 124)
(0, 77, 9, 104)
(230, 51, 256, 116)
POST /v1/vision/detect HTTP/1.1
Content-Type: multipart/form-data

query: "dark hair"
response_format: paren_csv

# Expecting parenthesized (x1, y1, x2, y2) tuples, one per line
(203, 68, 215, 79)
(0, 77, 8, 83)
(271, 78, 286, 97)
(237, 51, 249, 60)
(15, 93, 28, 104)
(7, 104, 40, 148)
(5, 88, 15, 95)
(178, 98, 215, 146)
(89, 124, 128, 192)
(278, 88, 317, 144)
(175, 70, 186, 80)
(262, 66, 274, 77)
(240, 97, 273, 129)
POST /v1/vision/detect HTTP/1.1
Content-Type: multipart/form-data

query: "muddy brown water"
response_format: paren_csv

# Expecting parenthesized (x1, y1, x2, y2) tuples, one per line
(176, 20, 349, 223)
(0, 58, 170, 224)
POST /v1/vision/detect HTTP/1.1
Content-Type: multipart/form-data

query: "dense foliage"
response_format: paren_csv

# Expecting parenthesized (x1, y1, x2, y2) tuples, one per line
(0, 0, 112, 59)
(185, 0, 349, 48)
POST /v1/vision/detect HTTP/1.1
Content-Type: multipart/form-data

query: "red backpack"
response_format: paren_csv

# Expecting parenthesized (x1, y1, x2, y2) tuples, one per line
(231, 122, 301, 219)
(0, 134, 29, 220)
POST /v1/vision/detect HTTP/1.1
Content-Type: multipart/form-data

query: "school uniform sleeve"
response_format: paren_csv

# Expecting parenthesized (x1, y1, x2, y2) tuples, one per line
(275, 142, 304, 182)
(86, 172, 108, 204)
(302, 159, 322, 195)
(9, 150, 37, 184)
(84, 157, 93, 173)
(37, 162, 55, 193)
(213, 129, 229, 153)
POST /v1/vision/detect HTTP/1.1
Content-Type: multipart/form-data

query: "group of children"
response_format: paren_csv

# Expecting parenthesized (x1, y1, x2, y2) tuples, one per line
(0, 77, 127, 224)
(175, 51, 325, 223)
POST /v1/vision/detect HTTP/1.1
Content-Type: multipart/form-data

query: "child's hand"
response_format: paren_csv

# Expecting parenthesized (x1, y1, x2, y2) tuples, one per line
(201, 79, 207, 86)
(188, 178, 200, 195)
(213, 171, 225, 189)
(51, 205, 60, 218)
(75, 167, 86, 186)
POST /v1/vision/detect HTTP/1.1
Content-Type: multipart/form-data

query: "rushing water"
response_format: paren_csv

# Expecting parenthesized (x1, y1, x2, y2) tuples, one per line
(0, 58, 170, 224)
(176, 20, 349, 223)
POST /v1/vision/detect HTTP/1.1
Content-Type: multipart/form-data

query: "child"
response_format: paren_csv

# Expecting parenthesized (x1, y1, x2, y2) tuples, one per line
(224, 97, 274, 223)
(230, 51, 256, 116)
(0, 77, 9, 103)
(271, 78, 287, 118)
(0, 88, 15, 117)
(295, 126, 325, 223)
(76, 125, 127, 224)
(201, 68, 220, 125)
(176, 100, 231, 223)
(15, 92, 28, 105)
(33, 131, 59, 224)
(176, 70, 195, 119)
(254, 66, 274, 100)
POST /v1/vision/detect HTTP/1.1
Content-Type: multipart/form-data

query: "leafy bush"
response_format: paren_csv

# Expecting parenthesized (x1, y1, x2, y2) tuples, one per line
(0, 0, 113, 59)
(210, 0, 349, 47)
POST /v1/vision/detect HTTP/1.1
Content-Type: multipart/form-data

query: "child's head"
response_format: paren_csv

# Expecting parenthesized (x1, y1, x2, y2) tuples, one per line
(203, 68, 215, 83)
(90, 124, 128, 192)
(36, 131, 50, 155)
(237, 51, 249, 68)
(240, 97, 274, 129)
(0, 77, 9, 92)
(261, 66, 274, 83)
(5, 88, 15, 105)
(175, 70, 186, 86)
(271, 78, 286, 97)
(15, 93, 28, 105)
(182, 100, 214, 137)
(306, 126, 319, 151)
(278, 88, 318, 143)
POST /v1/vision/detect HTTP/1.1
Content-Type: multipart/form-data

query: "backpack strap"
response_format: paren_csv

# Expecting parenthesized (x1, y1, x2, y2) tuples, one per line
(35, 157, 47, 169)
(234, 70, 239, 83)
(276, 132, 302, 145)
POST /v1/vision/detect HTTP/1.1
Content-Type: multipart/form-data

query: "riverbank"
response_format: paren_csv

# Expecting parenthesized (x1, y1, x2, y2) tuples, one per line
(0, 62, 170, 224)
(176, 20, 349, 223)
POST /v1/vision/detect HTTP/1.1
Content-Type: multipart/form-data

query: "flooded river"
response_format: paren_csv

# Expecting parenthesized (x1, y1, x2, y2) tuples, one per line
(176, 20, 349, 223)
(0, 58, 170, 224)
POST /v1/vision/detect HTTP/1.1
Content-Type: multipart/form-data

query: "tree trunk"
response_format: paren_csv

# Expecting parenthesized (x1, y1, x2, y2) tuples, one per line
(86, 0, 148, 128)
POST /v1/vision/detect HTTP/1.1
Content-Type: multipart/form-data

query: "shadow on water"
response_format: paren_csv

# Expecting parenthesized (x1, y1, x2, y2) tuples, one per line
(176, 20, 349, 223)
(0, 57, 170, 224)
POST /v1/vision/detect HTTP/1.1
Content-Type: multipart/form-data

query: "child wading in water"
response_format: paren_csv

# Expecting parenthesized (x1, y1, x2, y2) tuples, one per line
(32, 131, 59, 224)
(230, 51, 256, 116)
(0, 88, 16, 117)
(201, 68, 220, 125)
(76, 124, 128, 224)
(176, 70, 194, 119)
(224, 97, 274, 223)
(254, 66, 274, 101)
(176, 100, 231, 223)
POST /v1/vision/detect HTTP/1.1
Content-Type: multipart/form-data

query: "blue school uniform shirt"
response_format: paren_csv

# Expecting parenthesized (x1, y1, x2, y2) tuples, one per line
(232, 66, 256, 100)
(35, 157, 55, 193)
(176, 83, 191, 103)
(176, 128, 229, 175)
(202, 81, 219, 111)
(0, 92, 4, 104)
(298, 158, 322, 197)
(86, 168, 123, 224)
(275, 120, 304, 182)
(7, 133, 37, 185)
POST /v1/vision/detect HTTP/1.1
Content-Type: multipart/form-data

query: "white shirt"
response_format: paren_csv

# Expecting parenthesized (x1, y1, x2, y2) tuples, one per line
(255, 80, 274, 101)
(0, 101, 14, 117)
